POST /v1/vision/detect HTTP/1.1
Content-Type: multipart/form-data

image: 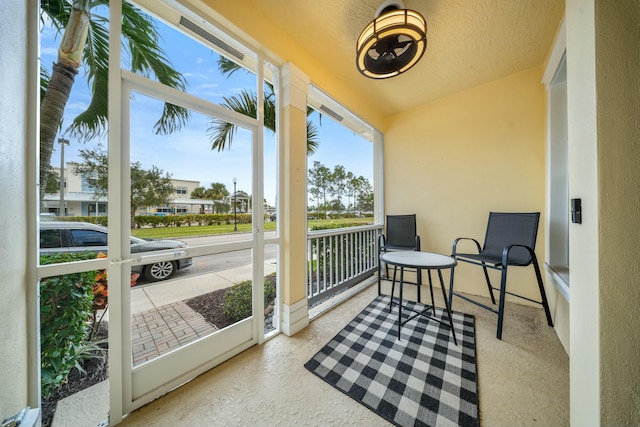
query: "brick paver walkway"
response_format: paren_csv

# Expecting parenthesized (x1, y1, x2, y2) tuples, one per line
(131, 301, 218, 365)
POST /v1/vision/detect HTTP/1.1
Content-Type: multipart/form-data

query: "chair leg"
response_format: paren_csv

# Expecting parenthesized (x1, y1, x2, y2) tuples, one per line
(398, 266, 404, 339)
(377, 254, 382, 296)
(533, 256, 554, 327)
(481, 262, 496, 304)
(438, 269, 457, 346)
(416, 267, 422, 302)
(496, 267, 509, 340)
(389, 266, 398, 313)
(448, 265, 456, 310)
(427, 270, 436, 309)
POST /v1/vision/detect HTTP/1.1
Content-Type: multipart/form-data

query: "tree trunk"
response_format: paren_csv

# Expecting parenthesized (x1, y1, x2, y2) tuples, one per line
(39, 4, 90, 201)
(40, 60, 78, 201)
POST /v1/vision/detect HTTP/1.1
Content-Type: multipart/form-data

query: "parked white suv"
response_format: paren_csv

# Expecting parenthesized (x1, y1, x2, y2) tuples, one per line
(39, 221, 192, 282)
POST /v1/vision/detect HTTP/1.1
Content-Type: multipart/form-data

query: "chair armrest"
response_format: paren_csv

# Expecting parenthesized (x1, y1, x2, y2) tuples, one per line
(415, 235, 421, 251)
(501, 244, 535, 266)
(452, 237, 482, 256)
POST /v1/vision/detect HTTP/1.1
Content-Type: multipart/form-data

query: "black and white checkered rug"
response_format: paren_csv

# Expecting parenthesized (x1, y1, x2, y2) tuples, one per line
(304, 295, 479, 427)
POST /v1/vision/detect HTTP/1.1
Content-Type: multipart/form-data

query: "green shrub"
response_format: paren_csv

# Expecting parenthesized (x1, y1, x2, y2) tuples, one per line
(39, 252, 97, 397)
(54, 215, 107, 226)
(311, 221, 364, 231)
(223, 274, 277, 322)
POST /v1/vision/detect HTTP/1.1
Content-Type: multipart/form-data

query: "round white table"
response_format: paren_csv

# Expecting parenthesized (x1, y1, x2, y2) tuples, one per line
(379, 251, 458, 345)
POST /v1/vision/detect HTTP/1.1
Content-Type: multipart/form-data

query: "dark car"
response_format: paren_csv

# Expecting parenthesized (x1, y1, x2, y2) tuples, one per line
(39, 221, 192, 282)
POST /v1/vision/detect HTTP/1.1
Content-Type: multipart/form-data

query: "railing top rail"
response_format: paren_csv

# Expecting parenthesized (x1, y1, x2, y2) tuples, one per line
(307, 223, 383, 239)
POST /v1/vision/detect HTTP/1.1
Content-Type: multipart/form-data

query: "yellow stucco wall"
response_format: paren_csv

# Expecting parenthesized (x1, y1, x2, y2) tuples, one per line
(383, 66, 548, 307)
(595, 1, 640, 424)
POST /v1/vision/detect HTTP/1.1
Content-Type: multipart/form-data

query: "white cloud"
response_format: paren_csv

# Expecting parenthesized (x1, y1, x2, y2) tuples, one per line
(41, 46, 58, 57)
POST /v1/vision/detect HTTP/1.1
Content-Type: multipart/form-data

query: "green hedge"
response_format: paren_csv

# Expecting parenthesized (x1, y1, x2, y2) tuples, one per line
(133, 213, 254, 228)
(52, 213, 265, 229)
(309, 222, 358, 231)
(223, 273, 277, 322)
(40, 252, 98, 397)
(53, 216, 108, 226)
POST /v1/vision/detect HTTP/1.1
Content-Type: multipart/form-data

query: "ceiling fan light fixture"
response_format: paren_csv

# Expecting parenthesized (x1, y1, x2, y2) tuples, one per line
(356, 1, 427, 79)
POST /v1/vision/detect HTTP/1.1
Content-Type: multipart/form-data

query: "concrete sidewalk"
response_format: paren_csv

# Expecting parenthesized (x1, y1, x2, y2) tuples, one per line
(100, 260, 277, 320)
(132, 260, 277, 314)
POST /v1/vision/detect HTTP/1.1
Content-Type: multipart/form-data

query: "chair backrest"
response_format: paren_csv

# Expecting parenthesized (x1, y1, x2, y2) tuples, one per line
(385, 214, 418, 249)
(482, 212, 540, 265)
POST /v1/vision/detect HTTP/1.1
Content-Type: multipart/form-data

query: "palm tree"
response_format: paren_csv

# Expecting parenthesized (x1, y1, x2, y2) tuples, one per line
(190, 186, 208, 214)
(207, 183, 229, 214)
(190, 186, 207, 199)
(207, 57, 319, 154)
(39, 0, 189, 199)
(207, 182, 229, 201)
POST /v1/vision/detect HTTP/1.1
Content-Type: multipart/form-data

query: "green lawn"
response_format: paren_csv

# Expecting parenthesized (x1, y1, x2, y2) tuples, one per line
(131, 217, 373, 239)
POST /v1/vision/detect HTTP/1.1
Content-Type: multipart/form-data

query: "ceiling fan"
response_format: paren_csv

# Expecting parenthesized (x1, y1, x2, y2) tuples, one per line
(356, 0, 427, 79)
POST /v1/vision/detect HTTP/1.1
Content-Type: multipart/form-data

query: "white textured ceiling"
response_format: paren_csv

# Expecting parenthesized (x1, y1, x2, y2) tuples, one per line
(246, 0, 564, 118)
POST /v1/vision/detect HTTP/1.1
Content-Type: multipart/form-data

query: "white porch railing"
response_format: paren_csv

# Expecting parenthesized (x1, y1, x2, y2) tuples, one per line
(306, 224, 383, 307)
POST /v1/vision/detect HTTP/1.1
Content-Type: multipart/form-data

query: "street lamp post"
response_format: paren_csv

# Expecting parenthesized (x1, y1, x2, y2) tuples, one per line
(233, 177, 237, 232)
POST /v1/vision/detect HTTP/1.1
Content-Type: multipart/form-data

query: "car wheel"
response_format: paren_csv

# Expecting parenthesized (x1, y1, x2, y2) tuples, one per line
(144, 260, 177, 282)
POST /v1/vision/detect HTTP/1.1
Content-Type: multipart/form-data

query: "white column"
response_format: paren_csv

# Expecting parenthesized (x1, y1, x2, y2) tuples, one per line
(279, 63, 310, 336)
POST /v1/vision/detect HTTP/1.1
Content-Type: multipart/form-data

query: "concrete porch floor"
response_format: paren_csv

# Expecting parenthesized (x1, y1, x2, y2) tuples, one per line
(113, 281, 568, 427)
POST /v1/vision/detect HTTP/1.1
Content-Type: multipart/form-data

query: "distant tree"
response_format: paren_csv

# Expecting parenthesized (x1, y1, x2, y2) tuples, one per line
(130, 165, 174, 219)
(329, 165, 347, 213)
(308, 161, 332, 219)
(190, 183, 229, 213)
(329, 199, 345, 213)
(344, 171, 357, 211)
(44, 168, 62, 194)
(207, 182, 229, 202)
(190, 186, 208, 214)
(214, 201, 230, 214)
(355, 176, 374, 211)
(190, 186, 207, 199)
(73, 145, 108, 200)
(211, 183, 230, 213)
(73, 144, 175, 221)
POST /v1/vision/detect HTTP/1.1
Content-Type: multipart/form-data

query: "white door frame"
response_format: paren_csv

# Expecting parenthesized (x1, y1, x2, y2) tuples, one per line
(107, 2, 268, 421)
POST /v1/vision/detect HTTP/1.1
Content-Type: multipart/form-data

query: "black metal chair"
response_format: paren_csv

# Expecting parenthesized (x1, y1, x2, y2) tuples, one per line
(448, 212, 554, 339)
(377, 214, 421, 296)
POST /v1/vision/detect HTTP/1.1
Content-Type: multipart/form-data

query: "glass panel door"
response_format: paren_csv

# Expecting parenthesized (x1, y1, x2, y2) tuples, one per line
(120, 74, 261, 411)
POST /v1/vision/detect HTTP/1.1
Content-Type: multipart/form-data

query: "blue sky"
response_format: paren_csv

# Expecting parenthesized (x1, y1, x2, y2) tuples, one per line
(41, 8, 372, 207)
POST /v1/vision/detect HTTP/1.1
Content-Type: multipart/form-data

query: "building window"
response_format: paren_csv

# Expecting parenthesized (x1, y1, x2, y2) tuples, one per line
(176, 186, 187, 195)
(81, 173, 100, 192)
(545, 51, 570, 301)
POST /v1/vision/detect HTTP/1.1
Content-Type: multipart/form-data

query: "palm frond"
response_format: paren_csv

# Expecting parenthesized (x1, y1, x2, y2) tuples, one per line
(207, 120, 236, 152)
(306, 120, 319, 154)
(40, 67, 51, 104)
(40, 0, 69, 32)
(121, 2, 190, 134)
(59, 1, 189, 138)
(206, 90, 257, 151)
(217, 57, 243, 78)
(68, 15, 109, 139)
